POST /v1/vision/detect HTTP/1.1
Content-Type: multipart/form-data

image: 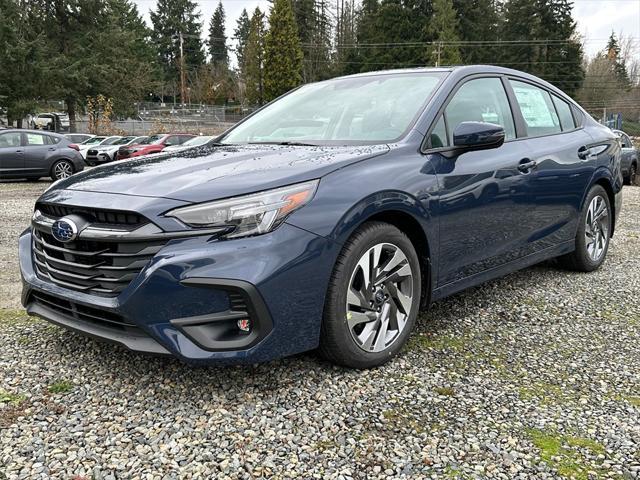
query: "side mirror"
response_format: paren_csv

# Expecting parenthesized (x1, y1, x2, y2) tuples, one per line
(446, 121, 505, 157)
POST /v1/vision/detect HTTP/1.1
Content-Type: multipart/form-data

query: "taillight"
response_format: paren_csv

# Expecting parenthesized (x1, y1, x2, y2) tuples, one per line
(69, 144, 80, 151)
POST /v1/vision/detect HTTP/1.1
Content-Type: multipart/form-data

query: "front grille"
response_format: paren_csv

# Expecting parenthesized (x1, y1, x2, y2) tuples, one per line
(36, 204, 147, 227)
(29, 290, 141, 333)
(32, 229, 166, 297)
(87, 149, 98, 155)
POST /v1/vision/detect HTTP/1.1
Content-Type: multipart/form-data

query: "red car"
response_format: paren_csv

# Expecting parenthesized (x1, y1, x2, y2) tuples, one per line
(117, 133, 196, 159)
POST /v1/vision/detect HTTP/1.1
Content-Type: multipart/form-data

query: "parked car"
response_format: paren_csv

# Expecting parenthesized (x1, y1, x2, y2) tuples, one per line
(612, 129, 638, 185)
(117, 133, 195, 159)
(162, 135, 215, 153)
(76, 136, 122, 159)
(0, 129, 84, 180)
(20, 66, 622, 368)
(33, 113, 70, 133)
(85, 136, 148, 166)
(65, 134, 94, 144)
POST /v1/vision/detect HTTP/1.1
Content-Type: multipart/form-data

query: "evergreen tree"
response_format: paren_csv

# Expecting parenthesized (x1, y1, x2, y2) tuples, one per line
(452, 0, 501, 64)
(293, 0, 332, 82)
(347, 0, 433, 74)
(33, 0, 158, 128)
(0, 0, 47, 127)
(234, 9, 251, 72)
(150, 0, 205, 98)
(606, 32, 630, 87)
(208, 1, 228, 68)
(264, 0, 304, 101)
(427, 0, 461, 66)
(502, 0, 583, 97)
(244, 7, 266, 105)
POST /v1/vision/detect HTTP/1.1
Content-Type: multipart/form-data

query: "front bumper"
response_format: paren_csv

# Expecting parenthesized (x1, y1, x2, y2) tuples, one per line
(85, 153, 112, 166)
(20, 222, 337, 364)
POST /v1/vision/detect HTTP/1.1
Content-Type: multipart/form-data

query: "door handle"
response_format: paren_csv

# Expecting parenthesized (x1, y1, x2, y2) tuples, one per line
(15, 150, 23, 154)
(517, 158, 537, 173)
(577, 146, 590, 160)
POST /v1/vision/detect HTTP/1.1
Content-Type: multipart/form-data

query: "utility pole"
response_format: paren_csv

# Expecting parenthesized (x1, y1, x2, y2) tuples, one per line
(179, 32, 186, 107)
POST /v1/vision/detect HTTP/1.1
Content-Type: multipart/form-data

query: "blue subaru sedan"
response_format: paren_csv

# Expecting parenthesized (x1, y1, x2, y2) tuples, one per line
(19, 66, 622, 368)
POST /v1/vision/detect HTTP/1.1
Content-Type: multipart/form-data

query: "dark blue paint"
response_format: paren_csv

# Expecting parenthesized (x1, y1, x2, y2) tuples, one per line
(19, 66, 623, 364)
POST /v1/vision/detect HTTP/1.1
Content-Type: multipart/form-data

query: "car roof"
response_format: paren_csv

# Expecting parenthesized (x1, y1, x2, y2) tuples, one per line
(0, 128, 68, 139)
(333, 64, 568, 94)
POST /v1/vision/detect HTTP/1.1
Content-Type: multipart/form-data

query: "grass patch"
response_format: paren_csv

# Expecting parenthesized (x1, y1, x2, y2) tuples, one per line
(518, 381, 577, 405)
(48, 380, 73, 394)
(623, 395, 640, 407)
(434, 386, 455, 396)
(381, 408, 425, 433)
(528, 429, 607, 479)
(0, 389, 25, 405)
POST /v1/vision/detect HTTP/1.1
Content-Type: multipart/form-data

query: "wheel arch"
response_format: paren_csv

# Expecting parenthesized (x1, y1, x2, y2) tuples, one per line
(326, 191, 434, 310)
(363, 210, 432, 308)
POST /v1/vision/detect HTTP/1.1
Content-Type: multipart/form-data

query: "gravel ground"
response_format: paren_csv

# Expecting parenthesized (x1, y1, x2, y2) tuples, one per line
(0, 181, 639, 479)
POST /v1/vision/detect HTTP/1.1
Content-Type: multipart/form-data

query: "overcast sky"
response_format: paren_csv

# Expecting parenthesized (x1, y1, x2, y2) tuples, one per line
(133, 0, 640, 64)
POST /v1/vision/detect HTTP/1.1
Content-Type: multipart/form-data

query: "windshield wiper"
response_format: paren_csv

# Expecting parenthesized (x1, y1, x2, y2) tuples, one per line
(247, 141, 318, 147)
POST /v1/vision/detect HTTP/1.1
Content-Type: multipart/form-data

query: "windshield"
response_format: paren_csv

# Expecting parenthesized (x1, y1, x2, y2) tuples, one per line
(221, 72, 445, 145)
(113, 136, 136, 145)
(182, 136, 214, 147)
(102, 137, 122, 145)
(82, 137, 105, 145)
(140, 134, 164, 145)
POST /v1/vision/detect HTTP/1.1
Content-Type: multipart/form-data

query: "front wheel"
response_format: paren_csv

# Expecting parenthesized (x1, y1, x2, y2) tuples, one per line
(51, 159, 74, 180)
(319, 222, 422, 368)
(558, 185, 612, 272)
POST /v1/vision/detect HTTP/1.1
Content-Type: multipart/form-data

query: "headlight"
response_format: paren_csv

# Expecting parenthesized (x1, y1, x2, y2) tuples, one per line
(166, 180, 319, 239)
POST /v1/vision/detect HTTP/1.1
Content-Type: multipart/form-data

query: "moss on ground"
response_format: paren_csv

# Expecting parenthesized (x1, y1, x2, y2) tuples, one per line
(0, 389, 25, 405)
(0, 309, 34, 325)
(48, 380, 74, 394)
(528, 429, 610, 480)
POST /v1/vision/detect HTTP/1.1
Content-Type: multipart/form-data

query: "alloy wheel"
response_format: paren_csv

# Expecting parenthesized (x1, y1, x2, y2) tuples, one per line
(346, 242, 414, 352)
(54, 161, 73, 179)
(584, 195, 609, 262)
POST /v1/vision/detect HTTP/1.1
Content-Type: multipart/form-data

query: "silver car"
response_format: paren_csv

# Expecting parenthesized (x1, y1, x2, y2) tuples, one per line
(613, 130, 638, 185)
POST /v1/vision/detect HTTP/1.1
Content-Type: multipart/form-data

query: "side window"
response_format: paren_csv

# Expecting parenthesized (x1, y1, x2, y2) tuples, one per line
(620, 133, 632, 148)
(551, 95, 576, 131)
(510, 80, 562, 136)
(0, 132, 22, 148)
(429, 115, 449, 148)
(445, 77, 516, 141)
(25, 133, 47, 146)
(165, 136, 178, 145)
(48, 136, 61, 145)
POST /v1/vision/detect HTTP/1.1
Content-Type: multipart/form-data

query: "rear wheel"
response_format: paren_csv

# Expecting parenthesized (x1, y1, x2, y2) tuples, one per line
(558, 185, 611, 272)
(51, 159, 74, 180)
(629, 163, 637, 186)
(319, 222, 421, 368)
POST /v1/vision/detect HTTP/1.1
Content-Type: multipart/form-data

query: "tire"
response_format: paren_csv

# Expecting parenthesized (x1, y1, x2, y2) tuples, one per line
(558, 185, 612, 272)
(629, 163, 637, 186)
(319, 222, 422, 368)
(51, 159, 74, 180)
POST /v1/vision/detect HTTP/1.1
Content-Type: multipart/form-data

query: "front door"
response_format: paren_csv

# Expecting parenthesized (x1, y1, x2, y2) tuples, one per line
(430, 77, 536, 286)
(0, 131, 25, 178)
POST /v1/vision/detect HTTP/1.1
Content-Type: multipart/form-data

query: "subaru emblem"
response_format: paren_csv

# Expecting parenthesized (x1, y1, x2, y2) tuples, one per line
(51, 218, 78, 243)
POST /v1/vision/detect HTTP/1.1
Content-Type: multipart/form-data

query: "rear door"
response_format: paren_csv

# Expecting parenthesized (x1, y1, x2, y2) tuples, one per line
(428, 76, 536, 286)
(0, 132, 25, 177)
(507, 79, 595, 247)
(23, 132, 55, 176)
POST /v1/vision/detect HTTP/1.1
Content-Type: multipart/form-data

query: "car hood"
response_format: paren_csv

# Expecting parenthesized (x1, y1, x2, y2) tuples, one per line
(53, 143, 390, 203)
